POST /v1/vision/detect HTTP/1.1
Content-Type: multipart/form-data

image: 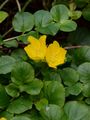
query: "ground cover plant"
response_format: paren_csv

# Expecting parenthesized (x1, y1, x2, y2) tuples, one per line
(0, 0, 90, 120)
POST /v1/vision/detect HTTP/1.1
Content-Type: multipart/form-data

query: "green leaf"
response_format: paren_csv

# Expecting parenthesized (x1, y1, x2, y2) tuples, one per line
(0, 11, 8, 23)
(50, 4, 69, 22)
(59, 20, 77, 32)
(0, 84, 10, 109)
(83, 7, 90, 21)
(34, 10, 59, 35)
(69, 10, 82, 20)
(60, 68, 79, 86)
(11, 62, 34, 85)
(0, 111, 13, 120)
(78, 62, 90, 83)
(75, 0, 88, 8)
(85, 98, 90, 105)
(40, 104, 64, 120)
(37, 23, 59, 35)
(66, 82, 83, 96)
(11, 49, 28, 61)
(72, 46, 90, 65)
(35, 98, 48, 111)
(34, 10, 53, 27)
(5, 83, 20, 97)
(0, 56, 16, 74)
(7, 96, 32, 114)
(11, 116, 31, 120)
(3, 40, 18, 48)
(12, 12, 34, 32)
(44, 81, 65, 107)
(42, 69, 61, 82)
(21, 79, 43, 95)
(64, 101, 89, 120)
(82, 82, 90, 97)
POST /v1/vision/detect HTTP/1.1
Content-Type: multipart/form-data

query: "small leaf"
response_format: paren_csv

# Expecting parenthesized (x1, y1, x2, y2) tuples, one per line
(83, 7, 90, 21)
(59, 20, 77, 32)
(50, 4, 69, 22)
(78, 62, 90, 83)
(11, 62, 34, 85)
(37, 23, 59, 35)
(11, 49, 28, 61)
(40, 104, 64, 120)
(64, 101, 89, 120)
(3, 40, 18, 48)
(0, 11, 8, 23)
(34, 10, 53, 27)
(0, 111, 13, 120)
(7, 96, 32, 114)
(35, 98, 48, 111)
(69, 10, 82, 20)
(0, 84, 10, 109)
(67, 82, 83, 95)
(21, 78, 43, 95)
(5, 83, 20, 97)
(12, 12, 34, 32)
(82, 82, 90, 97)
(72, 46, 90, 65)
(60, 67, 79, 86)
(11, 116, 31, 120)
(44, 81, 65, 107)
(0, 56, 16, 74)
(34, 10, 59, 35)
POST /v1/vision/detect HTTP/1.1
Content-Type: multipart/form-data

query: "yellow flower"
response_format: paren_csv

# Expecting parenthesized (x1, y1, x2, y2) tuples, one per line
(46, 41, 67, 68)
(0, 117, 7, 120)
(24, 35, 47, 61)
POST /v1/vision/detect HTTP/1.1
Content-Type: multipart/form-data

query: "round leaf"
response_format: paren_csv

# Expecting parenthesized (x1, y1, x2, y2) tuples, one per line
(59, 20, 77, 32)
(82, 82, 90, 97)
(35, 98, 48, 111)
(64, 101, 89, 120)
(0, 56, 16, 74)
(34, 10, 53, 27)
(66, 82, 83, 96)
(11, 116, 31, 120)
(0, 84, 10, 109)
(7, 97, 32, 114)
(50, 4, 69, 22)
(21, 79, 43, 95)
(0, 11, 8, 23)
(12, 12, 34, 32)
(78, 62, 90, 83)
(11, 62, 34, 85)
(83, 7, 90, 21)
(73, 46, 90, 65)
(5, 83, 20, 97)
(60, 67, 79, 86)
(40, 104, 64, 120)
(44, 81, 65, 107)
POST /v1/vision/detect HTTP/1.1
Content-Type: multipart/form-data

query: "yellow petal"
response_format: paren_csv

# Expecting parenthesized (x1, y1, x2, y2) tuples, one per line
(46, 41, 67, 68)
(24, 35, 47, 61)
(39, 35, 47, 45)
(0, 117, 7, 120)
(28, 36, 38, 44)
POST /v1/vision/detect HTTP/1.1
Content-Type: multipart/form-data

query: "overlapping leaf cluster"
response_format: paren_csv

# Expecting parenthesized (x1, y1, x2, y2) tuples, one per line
(0, 0, 90, 120)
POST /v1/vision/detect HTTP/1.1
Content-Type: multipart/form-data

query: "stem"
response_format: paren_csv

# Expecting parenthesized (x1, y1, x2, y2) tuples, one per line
(64, 45, 82, 49)
(2, 27, 13, 38)
(16, 0, 21, 12)
(22, 0, 32, 12)
(3, 34, 26, 42)
(0, 0, 9, 10)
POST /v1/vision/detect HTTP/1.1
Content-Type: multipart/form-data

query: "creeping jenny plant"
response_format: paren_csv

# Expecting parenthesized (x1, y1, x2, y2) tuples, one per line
(24, 35, 67, 68)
